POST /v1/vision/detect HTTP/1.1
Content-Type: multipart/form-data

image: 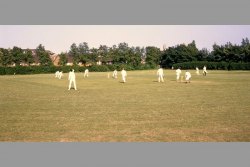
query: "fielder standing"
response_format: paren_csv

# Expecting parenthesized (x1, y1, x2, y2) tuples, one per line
(176, 67, 182, 82)
(203, 66, 207, 76)
(157, 67, 164, 82)
(112, 69, 118, 79)
(68, 69, 77, 90)
(196, 67, 200, 75)
(121, 68, 127, 83)
(185, 70, 191, 83)
(84, 69, 89, 78)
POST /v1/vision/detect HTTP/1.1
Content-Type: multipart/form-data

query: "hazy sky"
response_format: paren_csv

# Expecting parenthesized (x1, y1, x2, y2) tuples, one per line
(1, 25, 250, 53)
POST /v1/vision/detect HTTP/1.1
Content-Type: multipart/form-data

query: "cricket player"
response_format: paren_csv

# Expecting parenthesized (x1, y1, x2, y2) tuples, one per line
(185, 70, 191, 83)
(157, 67, 164, 82)
(112, 69, 118, 79)
(55, 71, 59, 78)
(68, 69, 77, 90)
(58, 71, 63, 79)
(121, 68, 127, 83)
(196, 67, 200, 75)
(176, 67, 182, 82)
(203, 66, 207, 76)
(84, 69, 89, 78)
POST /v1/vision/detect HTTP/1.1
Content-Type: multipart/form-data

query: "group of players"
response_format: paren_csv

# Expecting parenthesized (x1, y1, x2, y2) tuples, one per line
(157, 65, 208, 83)
(55, 66, 208, 90)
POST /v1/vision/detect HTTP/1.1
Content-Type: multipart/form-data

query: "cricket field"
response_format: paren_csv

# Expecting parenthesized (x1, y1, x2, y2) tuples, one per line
(0, 70, 249, 141)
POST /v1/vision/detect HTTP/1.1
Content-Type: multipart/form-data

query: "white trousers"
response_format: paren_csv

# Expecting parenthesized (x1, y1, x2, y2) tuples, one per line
(84, 73, 88, 78)
(68, 80, 77, 90)
(186, 76, 191, 81)
(176, 74, 180, 80)
(158, 75, 164, 82)
(122, 76, 126, 82)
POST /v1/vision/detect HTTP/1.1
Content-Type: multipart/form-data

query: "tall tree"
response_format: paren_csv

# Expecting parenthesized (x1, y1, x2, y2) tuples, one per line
(241, 37, 250, 62)
(160, 47, 176, 67)
(58, 52, 67, 66)
(69, 43, 79, 64)
(77, 42, 90, 65)
(145, 46, 161, 66)
(36, 44, 52, 66)
(116, 42, 130, 64)
(0, 48, 12, 66)
(0, 50, 3, 65)
(23, 49, 34, 65)
(98, 45, 109, 63)
(89, 48, 98, 63)
(12, 46, 23, 66)
(128, 46, 142, 66)
(79, 42, 89, 54)
(211, 43, 223, 62)
(197, 48, 210, 61)
(108, 45, 118, 64)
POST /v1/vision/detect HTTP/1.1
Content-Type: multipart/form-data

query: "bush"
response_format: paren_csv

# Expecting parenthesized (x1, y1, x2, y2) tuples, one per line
(0, 63, 161, 75)
(89, 65, 110, 72)
(172, 61, 250, 70)
(0, 67, 5, 75)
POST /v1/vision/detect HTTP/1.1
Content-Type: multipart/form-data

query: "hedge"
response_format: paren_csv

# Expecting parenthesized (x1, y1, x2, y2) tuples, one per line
(0, 64, 157, 75)
(172, 61, 250, 70)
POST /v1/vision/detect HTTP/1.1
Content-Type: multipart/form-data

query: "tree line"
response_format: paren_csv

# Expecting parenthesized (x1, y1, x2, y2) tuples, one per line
(0, 44, 53, 66)
(160, 38, 250, 67)
(1, 38, 250, 69)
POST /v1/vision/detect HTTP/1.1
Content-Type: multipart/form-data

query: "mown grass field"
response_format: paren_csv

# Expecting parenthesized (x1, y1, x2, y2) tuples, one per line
(0, 70, 249, 142)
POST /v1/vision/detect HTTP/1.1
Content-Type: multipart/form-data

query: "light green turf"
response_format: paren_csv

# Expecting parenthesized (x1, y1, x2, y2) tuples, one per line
(0, 70, 249, 141)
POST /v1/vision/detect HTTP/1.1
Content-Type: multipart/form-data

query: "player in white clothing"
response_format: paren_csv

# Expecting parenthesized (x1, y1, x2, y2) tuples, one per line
(203, 66, 207, 76)
(84, 69, 89, 78)
(185, 70, 191, 83)
(58, 71, 63, 79)
(121, 68, 127, 83)
(176, 67, 182, 82)
(112, 69, 118, 79)
(68, 69, 77, 90)
(157, 67, 164, 82)
(196, 67, 200, 75)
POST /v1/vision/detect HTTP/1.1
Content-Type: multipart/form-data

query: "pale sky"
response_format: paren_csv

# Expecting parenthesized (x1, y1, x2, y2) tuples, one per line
(1, 25, 250, 53)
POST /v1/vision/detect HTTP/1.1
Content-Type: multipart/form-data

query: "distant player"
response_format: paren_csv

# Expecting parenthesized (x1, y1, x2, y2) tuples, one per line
(84, 69, 89, 78)
(55, 71, 59, 78)
(112, 69, 118, 79)
(185, 70, 191, 83)
(203, 66, 207, 76)
(58, 71, 63, 79)
(157, 67, 164, 82)
(196, 67, 200, 75)
(68, 69, 77, 90)
(176, 67, 182, 82)
(121, 68, 127, 83)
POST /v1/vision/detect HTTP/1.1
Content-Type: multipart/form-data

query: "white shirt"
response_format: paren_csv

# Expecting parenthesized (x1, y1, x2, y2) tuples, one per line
(203, 66, 207, 71)
(185, 71, 191, 79)
(157, 68, 164, 76)
(68, 71, 76, 81)
(121, 70, 127, 77)
(176, 69, 181, 75)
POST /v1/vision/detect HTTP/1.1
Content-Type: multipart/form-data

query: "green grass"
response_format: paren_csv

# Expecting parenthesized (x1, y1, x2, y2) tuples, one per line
(0, 70, 249, 142)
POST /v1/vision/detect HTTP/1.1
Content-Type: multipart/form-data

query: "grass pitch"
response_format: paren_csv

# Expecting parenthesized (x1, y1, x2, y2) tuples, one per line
(0, 70, 249, 141)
